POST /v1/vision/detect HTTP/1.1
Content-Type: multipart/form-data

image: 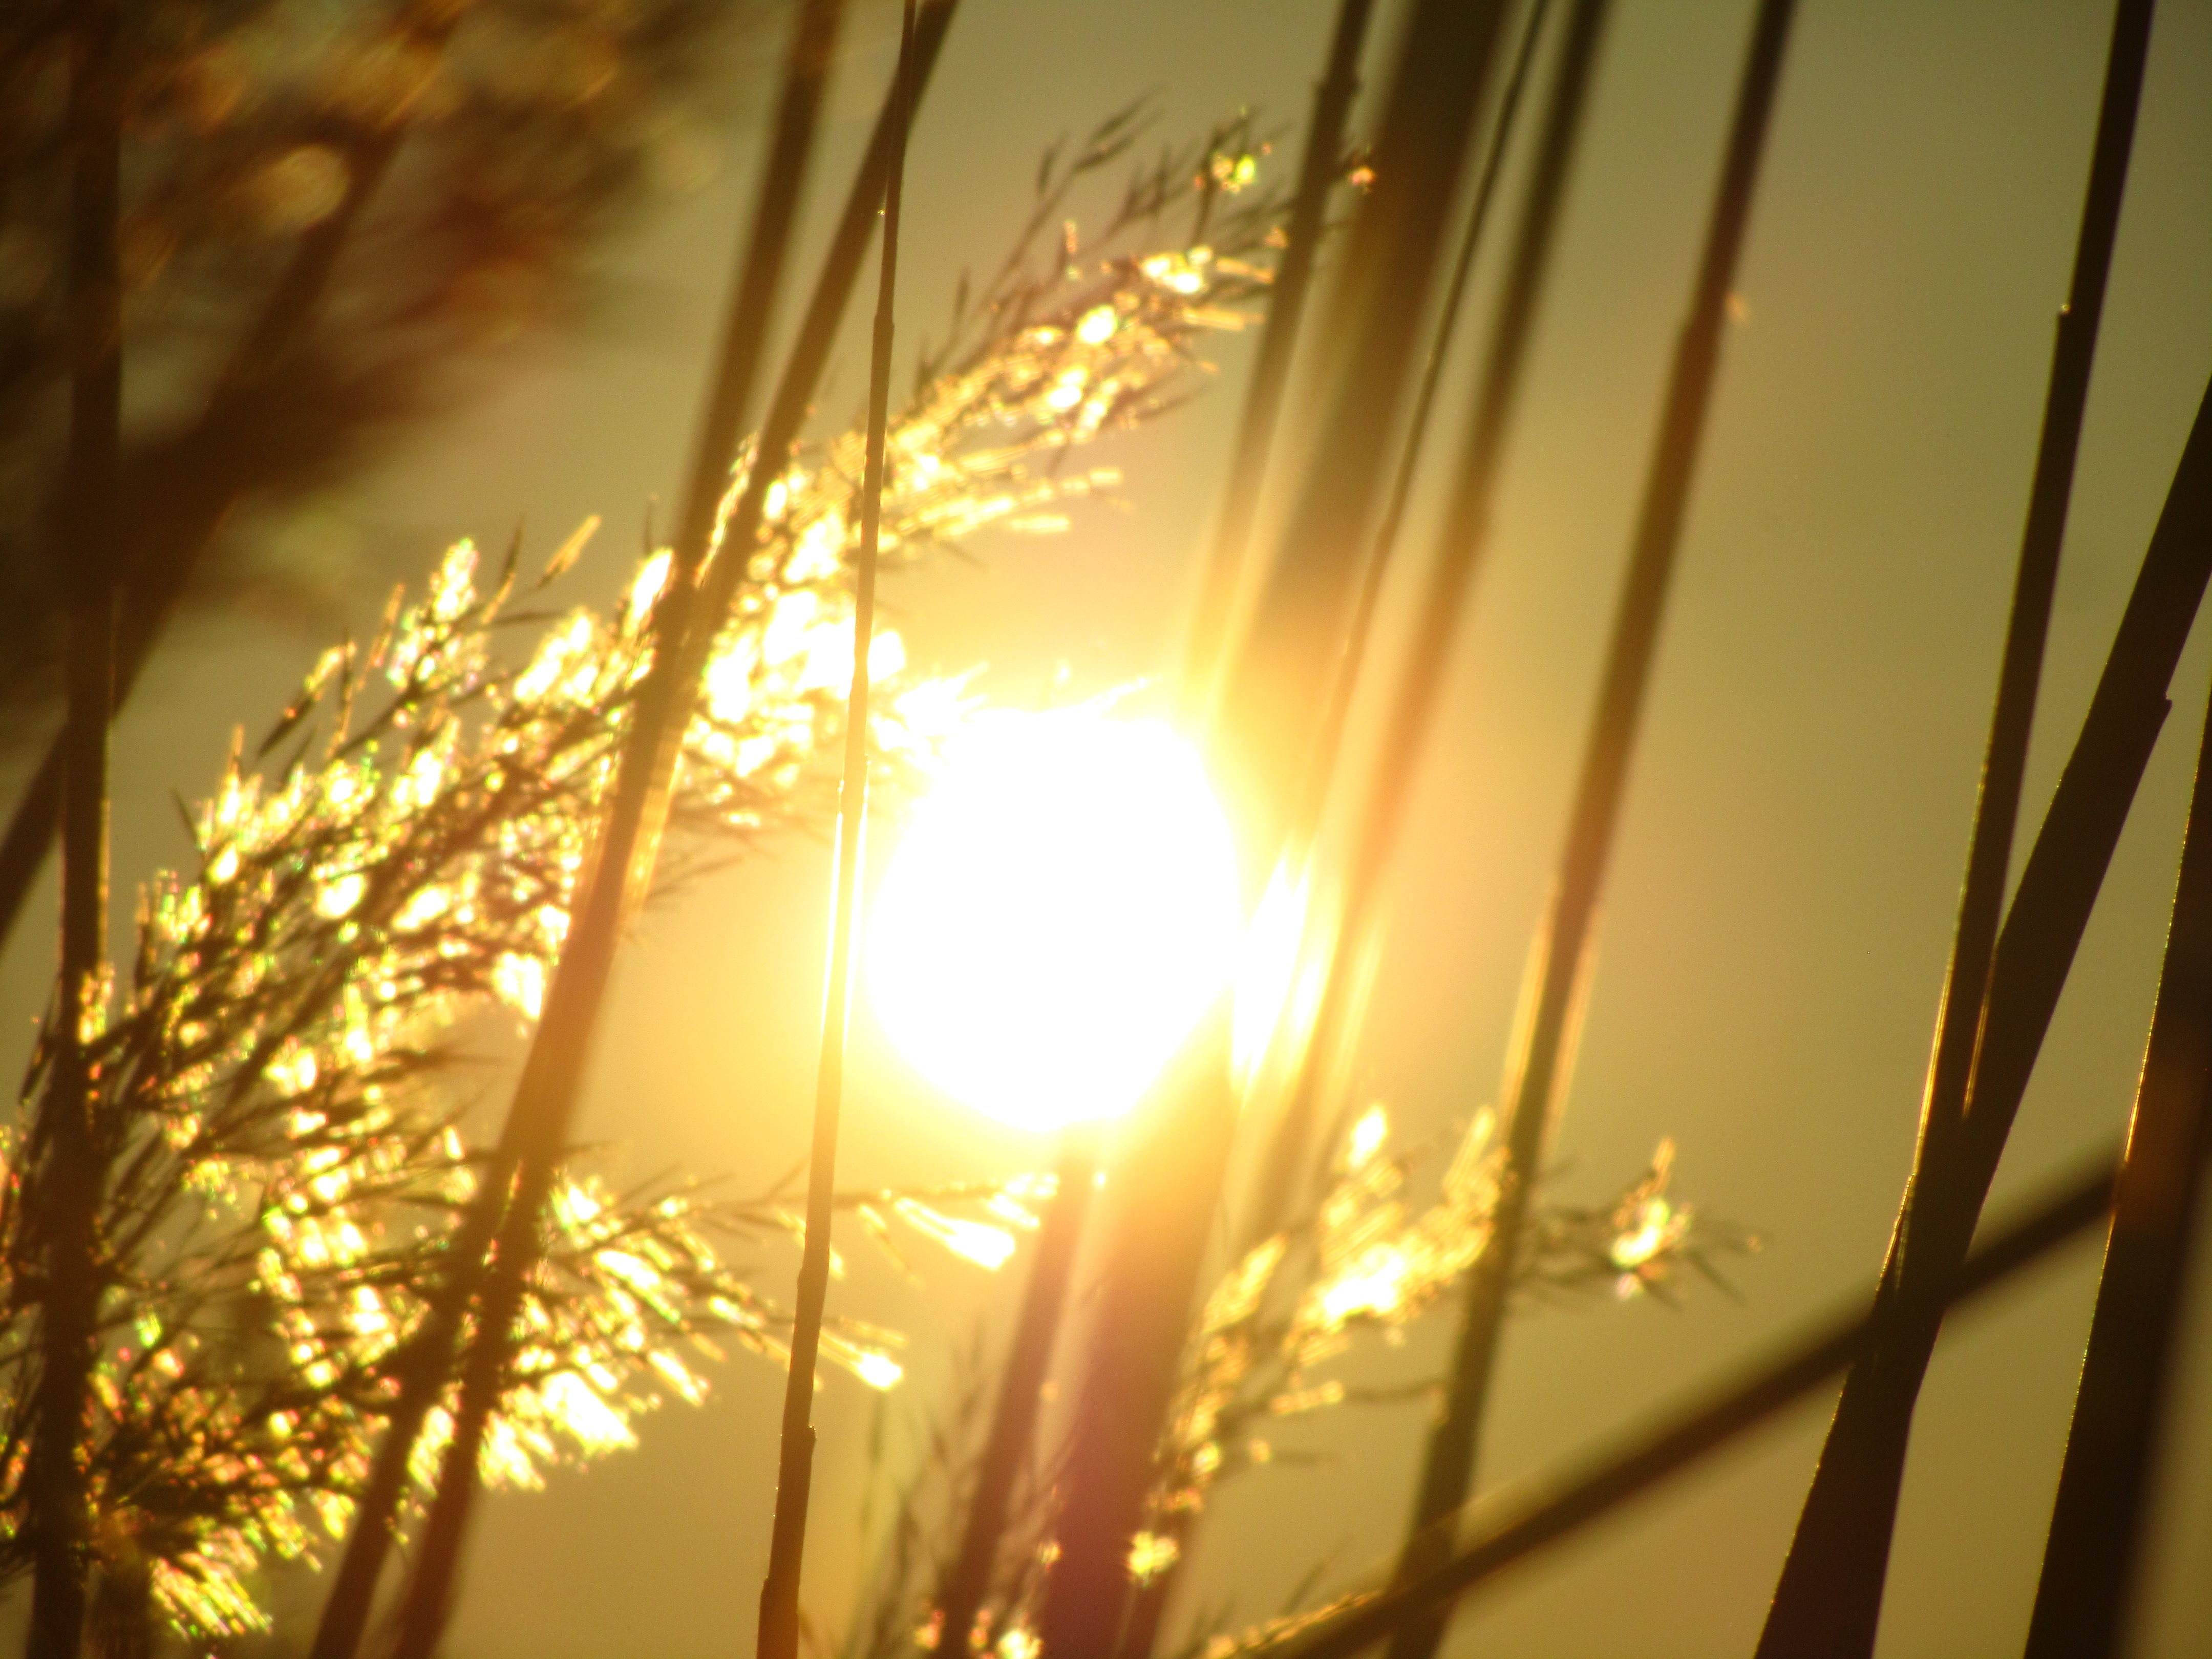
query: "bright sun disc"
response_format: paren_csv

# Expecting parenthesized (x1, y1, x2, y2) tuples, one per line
(868, 707, 1242, 1133)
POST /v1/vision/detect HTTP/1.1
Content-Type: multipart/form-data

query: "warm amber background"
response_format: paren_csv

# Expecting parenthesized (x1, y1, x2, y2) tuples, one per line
(5, 2, 2209, 1654)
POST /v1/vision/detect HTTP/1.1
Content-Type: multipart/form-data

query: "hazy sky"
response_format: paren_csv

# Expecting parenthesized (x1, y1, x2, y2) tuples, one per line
(5, 3, 2209, 1656)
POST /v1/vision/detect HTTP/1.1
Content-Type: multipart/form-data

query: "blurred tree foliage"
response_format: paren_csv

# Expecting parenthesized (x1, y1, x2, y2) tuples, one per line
(0, 0, 780, 751)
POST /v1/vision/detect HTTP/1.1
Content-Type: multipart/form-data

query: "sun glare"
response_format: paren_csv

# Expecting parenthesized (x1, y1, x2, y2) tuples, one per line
(868, 706, 1242, 1133)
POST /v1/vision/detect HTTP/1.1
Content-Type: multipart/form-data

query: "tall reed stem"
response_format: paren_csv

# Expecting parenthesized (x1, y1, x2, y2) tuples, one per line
(1756, 373, 2212, 1659)
(1268, 1149, 2122, 1659)
(1244, 0, 1604, 1256)
(25, 5, 121, 1652)
(1755, 6, 2158, 1650)
(2025, 666, 2212, 1658)
(1038, 11, 1516, 1654)
(756, 8, 914, 1655)
(1387, 8, 1795, 1656)
(388, 0, 859, 1639)
(304, 5, 856, 1654)
(1213, 0, 1514, 838)
(1177, 0, 1376, 717)
(930, 1130, 1102, 1655)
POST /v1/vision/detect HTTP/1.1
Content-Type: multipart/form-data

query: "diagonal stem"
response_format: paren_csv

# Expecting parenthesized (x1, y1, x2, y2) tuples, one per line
(931, 1131, 1102, 1656)
(2025, 664, 2212, 1658)
(1754, 6, 2160, 1649)
(755, 7, 914, 1656)
(1177, 0, 1377, 717)
(301, 4, 867, 1654)
(1758, 371, 2212, 1659)
(1384, 8, 1796, 1657)
(1262, 1148, 2122, 1659)
(1244, 0, 1608, 1258)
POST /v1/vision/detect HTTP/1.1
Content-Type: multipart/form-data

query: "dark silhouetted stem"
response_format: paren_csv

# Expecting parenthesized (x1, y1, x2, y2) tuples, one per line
(312, 12, 970, 1633)
(1246, 0, 1607, 1257)
(1759, 375, 2212, 1659)
(2024, 667, 2212, 1658)
(1265, 1151, 2120, 1659)
(1387, 7, 1796, 1656)
(308, 6, 858, 1657)
(1178, 0, 1376, 716)
(1756, 6, 2158, 1651)
(25, 4, 121, 1653)
(755, 9, 912, 1657)
(932, 1132, 1102, 1655)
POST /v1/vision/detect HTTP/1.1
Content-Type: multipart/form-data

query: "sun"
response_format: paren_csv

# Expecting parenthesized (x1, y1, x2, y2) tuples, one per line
(867, 705, 1243, 1134)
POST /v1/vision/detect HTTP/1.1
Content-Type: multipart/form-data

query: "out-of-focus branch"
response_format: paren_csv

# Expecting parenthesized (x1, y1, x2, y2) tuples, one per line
(24, 2, 121, 1653)
(0, 0, 469, 954)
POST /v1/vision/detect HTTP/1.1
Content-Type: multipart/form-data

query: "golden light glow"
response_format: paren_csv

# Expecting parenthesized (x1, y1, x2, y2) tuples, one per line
(868, 707, 1242, 1133)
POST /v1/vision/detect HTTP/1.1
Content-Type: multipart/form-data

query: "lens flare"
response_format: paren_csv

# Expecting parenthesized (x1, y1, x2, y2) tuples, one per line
(868, 706, 1242, 1133)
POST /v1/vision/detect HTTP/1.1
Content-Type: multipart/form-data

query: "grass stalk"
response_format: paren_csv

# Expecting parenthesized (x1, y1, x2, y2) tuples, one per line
(1038, 11, 1516, 1651)
(1754, 6, 2160, 1648)
(1261, 1148, 2123, 1659)
(1757, 369, 2212, 1659)
(930, 1131, 1103, 1655)
(1211, 0, 1515, 837)
(1384, 7, 1796, 1655)
(1176, 0, 1377, 717)
(380, 0, 862, 1646)
(2024, 666, 2212, 1657)
(24, 3, 122, 1651)
(315, 23, 970, 1634)
(1273, 0, 1555, 869)
(303, 5, 858, 1654)
(1032, 1017, 1238, 1659)
(1243, 0, 1605, 1257)
(754, 8, 914, 1656)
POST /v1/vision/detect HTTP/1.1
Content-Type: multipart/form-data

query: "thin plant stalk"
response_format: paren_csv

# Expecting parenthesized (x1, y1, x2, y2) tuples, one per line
(1032, 1017, 1235, 1659)
(1177, 0, 1377, 717)
(366, 36, 970, 1625)
(1263, 1149, 2123, 1659)
(1212, 0, 1515, 837)
(25, 4, 121, 1652)
(2024, 668, 2212, 1659)
(305, 5, 855, 1654)
(1754, 372, 2212, 1659)
(930, 1130, 1103, 1656)
(1039, 10, 1516, 1652)
(0, 0, 468, 954)
(1770, 374, 2212, 1658)
(380, 23, 845, 1636)
(1244, 0, 1605, 1255)
(1755, 6, 2158, 1649)
(1276, 0, 1554, 865)
(755, 8, 915, 1656)
(1386, 7, 1796, 1655)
